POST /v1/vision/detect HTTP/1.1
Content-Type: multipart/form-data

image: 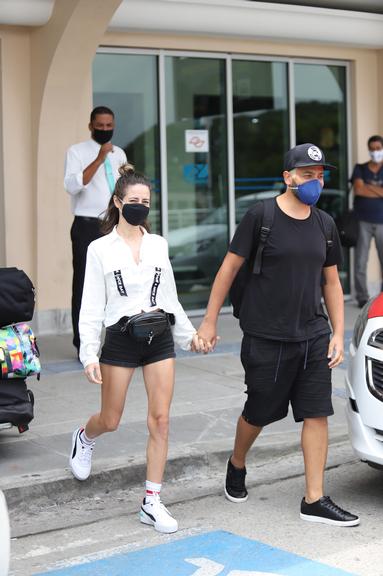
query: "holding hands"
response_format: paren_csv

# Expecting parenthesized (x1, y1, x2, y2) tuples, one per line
(191, 319, 220, 354)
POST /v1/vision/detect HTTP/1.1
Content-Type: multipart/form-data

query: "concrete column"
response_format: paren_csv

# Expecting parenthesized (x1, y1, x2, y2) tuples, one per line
(30, 0, 122, 332)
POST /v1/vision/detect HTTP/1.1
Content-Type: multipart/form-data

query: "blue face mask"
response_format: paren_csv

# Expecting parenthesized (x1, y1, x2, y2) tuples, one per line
(291, 179, 323, 206)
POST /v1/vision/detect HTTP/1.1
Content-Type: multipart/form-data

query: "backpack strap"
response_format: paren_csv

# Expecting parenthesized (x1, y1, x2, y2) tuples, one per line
(252, 197, 275, 274)
(312, 206, 334, 254)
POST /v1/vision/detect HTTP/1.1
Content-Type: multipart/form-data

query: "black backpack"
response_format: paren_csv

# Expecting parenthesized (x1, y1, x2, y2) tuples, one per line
(229, 198, 334, 319)
(0, 268, 35, 327)
(335, 209, 358, 248)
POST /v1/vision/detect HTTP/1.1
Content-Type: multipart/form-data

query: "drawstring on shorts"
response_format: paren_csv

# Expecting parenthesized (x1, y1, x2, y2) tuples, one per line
(273, 339, 309, 382)
(303, 339, 309, 370)
(274, 342, 283, 382)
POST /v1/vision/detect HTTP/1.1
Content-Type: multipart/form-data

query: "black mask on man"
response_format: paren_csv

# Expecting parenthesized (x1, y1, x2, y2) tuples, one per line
(122, 203, 149, 226)
(92, 128, 114, 145)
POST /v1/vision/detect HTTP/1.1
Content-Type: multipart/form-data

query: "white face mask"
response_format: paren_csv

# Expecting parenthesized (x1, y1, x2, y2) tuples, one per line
(369, 149, 383, 164)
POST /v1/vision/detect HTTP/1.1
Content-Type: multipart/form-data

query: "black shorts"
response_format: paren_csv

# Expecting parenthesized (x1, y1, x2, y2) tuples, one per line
(99, 321, 176, 368)
(240, 333, 333, 427)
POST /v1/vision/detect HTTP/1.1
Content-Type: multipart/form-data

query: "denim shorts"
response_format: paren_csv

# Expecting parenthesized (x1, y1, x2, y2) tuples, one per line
(99, 321, 176, 368)
(240, 333, 333, 426)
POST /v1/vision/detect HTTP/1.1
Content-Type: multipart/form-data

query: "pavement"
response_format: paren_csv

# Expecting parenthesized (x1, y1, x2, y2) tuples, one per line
(0, 301, 361, 517)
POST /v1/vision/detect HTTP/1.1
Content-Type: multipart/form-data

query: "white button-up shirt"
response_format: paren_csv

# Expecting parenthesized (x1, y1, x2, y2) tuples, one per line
(64, 139, 127, 217)
(79, 227, 196, 367)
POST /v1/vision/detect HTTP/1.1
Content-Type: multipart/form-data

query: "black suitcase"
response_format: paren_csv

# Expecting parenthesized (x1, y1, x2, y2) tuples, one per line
(0, 379, 34, 433)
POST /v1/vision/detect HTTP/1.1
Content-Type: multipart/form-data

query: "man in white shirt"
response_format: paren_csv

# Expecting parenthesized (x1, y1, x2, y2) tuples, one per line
(64, 106, 127, 354)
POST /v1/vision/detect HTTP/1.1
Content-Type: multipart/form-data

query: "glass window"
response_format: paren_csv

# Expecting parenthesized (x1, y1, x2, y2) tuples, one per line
(93, 53, 350, 305)
(92, 53, 161, 232)
(294, 63, 349, 290)
(233, 60, 289, 222)
(165, 56, 228, 309)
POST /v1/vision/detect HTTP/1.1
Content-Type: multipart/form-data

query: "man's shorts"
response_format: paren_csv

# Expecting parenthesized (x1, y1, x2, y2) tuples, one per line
(99, 321, 176, 368)
(240, 333, 333, 426)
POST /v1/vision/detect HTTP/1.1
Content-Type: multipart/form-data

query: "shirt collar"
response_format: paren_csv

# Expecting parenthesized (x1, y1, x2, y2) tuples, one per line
(110, 225, 148, 243)
(87, 138, 101, 149)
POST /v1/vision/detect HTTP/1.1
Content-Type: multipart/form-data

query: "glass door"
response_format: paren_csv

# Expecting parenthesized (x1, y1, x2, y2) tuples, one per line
(294, 63, 349, 291)
(232, 60, 289, 221)
(165, 56, 228, 309)
(93, 52, 161, 232)
(93, 51, 351, 305)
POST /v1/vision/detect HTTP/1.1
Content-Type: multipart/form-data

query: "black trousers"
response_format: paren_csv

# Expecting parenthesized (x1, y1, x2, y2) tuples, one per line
(70, 216, 103, 350)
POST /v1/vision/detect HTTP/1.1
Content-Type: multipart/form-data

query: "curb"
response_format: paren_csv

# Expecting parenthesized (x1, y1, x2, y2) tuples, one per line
(3, 432, 349, 513)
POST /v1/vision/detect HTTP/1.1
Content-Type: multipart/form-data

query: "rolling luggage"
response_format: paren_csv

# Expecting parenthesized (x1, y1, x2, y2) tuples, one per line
(0, 267, 37, 433)
(0, 379, 34, 433)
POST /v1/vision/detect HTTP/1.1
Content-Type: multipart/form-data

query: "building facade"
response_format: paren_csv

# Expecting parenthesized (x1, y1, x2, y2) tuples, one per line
(0, 0, 382, 332)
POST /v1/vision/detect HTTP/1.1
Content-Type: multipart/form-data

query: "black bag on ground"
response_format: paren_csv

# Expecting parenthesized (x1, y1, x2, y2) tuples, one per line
(0, 268, 35, 326)
(0, 378, 34, 431)
(335, 210, 358, 248)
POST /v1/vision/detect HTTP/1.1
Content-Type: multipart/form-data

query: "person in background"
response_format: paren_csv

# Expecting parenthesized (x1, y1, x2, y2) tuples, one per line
(197, 143, 360, 527)
(352, 134, 383, 308)
(64, 106, 127, 355)
(69, 164, 201, 534)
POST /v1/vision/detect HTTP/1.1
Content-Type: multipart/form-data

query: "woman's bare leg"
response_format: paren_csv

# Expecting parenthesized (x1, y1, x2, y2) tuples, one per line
(85, 364, 135, 438)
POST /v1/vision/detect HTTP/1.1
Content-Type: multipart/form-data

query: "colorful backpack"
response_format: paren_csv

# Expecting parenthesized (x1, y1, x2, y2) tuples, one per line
(0, 323, 41, 380)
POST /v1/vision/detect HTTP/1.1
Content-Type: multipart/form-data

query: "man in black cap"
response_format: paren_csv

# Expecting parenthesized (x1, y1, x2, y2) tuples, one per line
(197, 143, 360, 526)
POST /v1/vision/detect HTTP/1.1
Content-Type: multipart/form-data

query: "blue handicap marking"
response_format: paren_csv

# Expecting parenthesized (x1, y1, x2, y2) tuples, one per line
(36, 530, 356, 576)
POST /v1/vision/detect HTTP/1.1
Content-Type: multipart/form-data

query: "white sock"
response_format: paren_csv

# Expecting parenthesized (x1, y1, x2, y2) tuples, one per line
(80, 428, 94, 446)
(145, 480, 161, 501)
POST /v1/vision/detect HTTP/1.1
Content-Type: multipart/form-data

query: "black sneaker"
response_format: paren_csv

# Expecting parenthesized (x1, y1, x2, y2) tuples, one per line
(224, 457, 248, 503)
(300, 496, 360, 527)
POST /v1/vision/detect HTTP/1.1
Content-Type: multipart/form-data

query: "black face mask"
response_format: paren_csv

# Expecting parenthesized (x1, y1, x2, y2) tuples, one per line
(92, 128, 114, 145)
(122, 203, 149, 226)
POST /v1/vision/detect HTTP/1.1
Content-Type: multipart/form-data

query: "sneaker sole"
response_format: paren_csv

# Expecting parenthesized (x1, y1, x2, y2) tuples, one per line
(224, 486, 248, 503)
(300, 512, 360, 527)
(140, 511, 178, 534)
(69, 429, 90, 482)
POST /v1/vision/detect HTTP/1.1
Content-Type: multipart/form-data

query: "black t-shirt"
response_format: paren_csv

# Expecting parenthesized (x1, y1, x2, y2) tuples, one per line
(229, 200, 343, 341)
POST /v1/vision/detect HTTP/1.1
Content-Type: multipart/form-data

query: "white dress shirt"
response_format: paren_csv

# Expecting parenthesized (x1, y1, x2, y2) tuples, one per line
(64, 139, 127, 217)
(79, 227, 197, 367)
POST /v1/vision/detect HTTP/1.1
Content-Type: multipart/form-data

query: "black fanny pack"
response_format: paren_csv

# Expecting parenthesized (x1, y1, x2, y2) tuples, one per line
(120, 311, 174, 344)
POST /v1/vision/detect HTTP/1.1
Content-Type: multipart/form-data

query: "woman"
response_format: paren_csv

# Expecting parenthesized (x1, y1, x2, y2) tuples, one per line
(69, 164, 200, 534)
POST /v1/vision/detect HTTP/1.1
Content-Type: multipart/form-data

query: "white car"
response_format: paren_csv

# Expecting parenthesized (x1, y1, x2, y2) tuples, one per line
(345, 294, 383, 469)
(0, 490, 10, 576)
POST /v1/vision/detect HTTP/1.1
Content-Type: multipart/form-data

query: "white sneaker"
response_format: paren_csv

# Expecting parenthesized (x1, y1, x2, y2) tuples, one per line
(140, 495, 178, 534)
(69, 427, 94, 481)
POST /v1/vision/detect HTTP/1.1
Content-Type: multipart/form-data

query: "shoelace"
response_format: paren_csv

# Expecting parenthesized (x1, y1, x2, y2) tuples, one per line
(322, 496, 349, 516)
(79, 442, 94, 464)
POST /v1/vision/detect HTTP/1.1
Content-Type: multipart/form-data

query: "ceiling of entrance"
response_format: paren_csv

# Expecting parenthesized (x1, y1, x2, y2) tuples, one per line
(1, 0, 383, 48)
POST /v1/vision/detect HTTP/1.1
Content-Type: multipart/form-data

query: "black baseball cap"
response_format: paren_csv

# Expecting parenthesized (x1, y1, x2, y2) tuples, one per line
(284, 143, 336, 171)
